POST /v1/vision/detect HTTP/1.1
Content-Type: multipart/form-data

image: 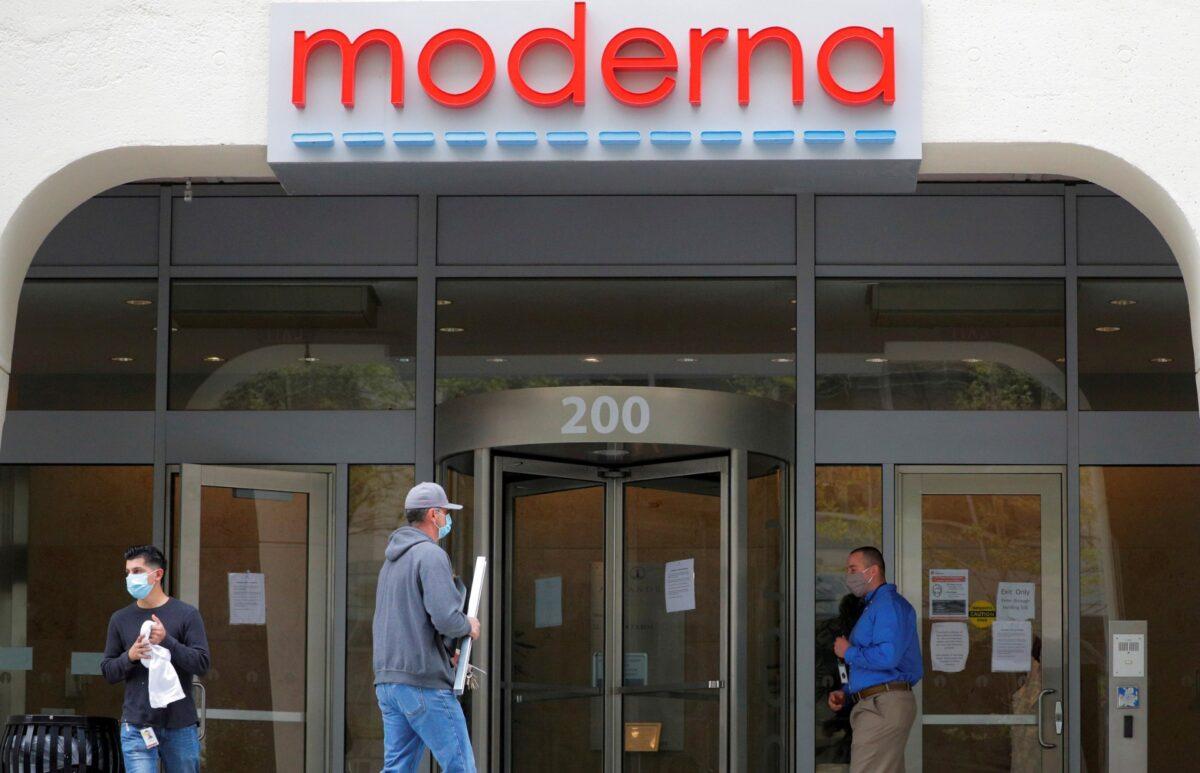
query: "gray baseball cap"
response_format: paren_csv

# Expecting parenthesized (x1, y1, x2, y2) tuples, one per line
(404, 481, 463, 511)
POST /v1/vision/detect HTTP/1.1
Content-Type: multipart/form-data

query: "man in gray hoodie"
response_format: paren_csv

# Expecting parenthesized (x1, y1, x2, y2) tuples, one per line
(373, 481, 481, 773)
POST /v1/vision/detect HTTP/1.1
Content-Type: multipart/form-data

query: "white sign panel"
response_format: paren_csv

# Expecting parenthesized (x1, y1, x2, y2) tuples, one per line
(1112, 633, 1145, 678)
(991, 620, 1033, 673)
(664, 558, 696, 613)
(929, 622, 969, 673)
(0, 646, 32, 671)
(997, 582, 1036, 620)
(268, 0, 923, 193)
(928, 569, 969, 619)
(70, 652, 106, 676)
(535, 575, 564, 628)
(228, 572, 267, 626)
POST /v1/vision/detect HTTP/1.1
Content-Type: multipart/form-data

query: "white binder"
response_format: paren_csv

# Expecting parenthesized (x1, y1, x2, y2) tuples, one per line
(453, 556, 487, 695)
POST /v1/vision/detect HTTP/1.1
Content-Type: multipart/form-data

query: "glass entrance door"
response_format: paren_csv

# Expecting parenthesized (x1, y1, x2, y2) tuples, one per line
(177, 465, 330, 772)
(499, 456, 729, 773)
(897, 468, 1064, 773)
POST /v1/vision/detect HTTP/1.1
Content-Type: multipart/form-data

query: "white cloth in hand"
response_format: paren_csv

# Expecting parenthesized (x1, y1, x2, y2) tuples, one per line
(139, 619, 186, 708)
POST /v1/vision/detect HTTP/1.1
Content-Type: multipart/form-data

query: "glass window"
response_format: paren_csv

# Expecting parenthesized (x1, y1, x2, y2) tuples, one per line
(346, 464, 416, 773)
(169, 281, 416, 410)
(8, 281, 157, 410)
(1078, 279, 1197, 410)
(0, 466, 153, 718)
(748, 455, 790, 771)
(814, 466, 883, 766)
(435, 279, 797, 404)
(1080, 467, 1200, 771)
(816, 280, 1066, 410)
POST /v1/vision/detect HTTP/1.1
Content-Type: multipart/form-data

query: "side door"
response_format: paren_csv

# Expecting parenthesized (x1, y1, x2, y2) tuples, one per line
(177, 464, 330, 772)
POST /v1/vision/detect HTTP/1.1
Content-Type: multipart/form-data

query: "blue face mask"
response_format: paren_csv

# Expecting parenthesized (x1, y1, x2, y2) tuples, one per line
(126, 572, 154, 600)
(437, 511, 453, 540)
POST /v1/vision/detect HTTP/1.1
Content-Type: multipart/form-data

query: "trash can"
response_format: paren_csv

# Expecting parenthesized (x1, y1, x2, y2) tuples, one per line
(0, 715, 122, 772)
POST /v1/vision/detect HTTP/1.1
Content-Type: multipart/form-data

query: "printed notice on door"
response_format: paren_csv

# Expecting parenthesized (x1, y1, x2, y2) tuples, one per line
(997, 582, 1036, 620)
(535, 576, 563, 628)
(664, 558, 696, 613)
(929, 569, 969, 618)
(929, 622, 969, 672)
(228, 572, 266, 625)
(991, 620, 1033, 672)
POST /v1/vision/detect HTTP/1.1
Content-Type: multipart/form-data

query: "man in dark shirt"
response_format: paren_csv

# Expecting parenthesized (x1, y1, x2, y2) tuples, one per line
(101, 545, 210, 773)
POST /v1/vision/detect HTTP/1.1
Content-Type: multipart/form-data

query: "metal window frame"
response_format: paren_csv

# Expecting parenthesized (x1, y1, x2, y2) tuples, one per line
(2, 181, 1197, 773)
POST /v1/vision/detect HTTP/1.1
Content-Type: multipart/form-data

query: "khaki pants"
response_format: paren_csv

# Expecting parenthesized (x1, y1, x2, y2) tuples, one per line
(849, 689, 916, 773)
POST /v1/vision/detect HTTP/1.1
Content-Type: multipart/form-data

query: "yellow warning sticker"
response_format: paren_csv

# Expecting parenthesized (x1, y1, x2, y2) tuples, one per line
(969, 600, 996, 629)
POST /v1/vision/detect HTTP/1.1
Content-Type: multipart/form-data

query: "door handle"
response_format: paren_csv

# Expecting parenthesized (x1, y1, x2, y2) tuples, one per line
(193, 678, 207, 741)
(1036, 688, 1057, 749)
(1055, 699, 1063, 735)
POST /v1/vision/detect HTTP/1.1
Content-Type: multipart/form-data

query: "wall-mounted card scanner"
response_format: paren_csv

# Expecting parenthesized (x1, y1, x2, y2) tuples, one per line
(1108, 621, 1147, 772)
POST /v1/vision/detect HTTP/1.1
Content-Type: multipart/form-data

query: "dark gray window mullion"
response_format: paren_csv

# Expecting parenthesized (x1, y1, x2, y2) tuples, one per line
(152, 185, 171, 549)
(416, 194, 437, 481)
(795, 194, 816, 772)
(1064, 187, 1083, 773)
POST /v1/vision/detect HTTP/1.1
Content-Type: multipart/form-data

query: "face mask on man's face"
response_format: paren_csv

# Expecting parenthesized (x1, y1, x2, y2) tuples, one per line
(126, 571, 156, 600)
(845, 567, 872, 597)
(436, 510, 453, 540)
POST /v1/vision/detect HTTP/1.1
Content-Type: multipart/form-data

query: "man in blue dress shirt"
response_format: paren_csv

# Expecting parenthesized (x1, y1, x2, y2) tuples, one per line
(827, 546, 922, 772)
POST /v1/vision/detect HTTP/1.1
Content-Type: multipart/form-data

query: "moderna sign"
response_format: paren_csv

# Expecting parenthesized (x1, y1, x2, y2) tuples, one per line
(268, 1, 922, 194)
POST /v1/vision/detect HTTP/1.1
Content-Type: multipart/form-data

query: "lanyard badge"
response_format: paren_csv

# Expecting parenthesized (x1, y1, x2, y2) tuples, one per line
(140, 727, 159, 749)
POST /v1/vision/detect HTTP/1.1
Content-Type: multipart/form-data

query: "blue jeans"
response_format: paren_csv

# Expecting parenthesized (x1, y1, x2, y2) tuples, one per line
(376, 683, 476, 773)
(120, 722, 200, 773)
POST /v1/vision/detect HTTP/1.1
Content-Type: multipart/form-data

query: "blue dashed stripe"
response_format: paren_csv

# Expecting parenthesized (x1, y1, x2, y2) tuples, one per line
(547, 131, 589, 146)
(650, 131, 692, 146)
(804, 130, 846, 144)
(393, 131, 436, 147)
(291, 128, 894, 151)
(701, 130, 742, 145)
(445, 131, 488, 147)
(496, 131, 538, 146)
(754, 130, 795, 145)
(599, 130, 641, 146)
(855, 129, 897, 145)
(292, 132, 335, 148)
(343, 131, 385, 147)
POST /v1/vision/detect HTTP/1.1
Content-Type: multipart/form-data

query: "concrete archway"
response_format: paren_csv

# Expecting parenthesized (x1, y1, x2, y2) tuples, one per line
(0, 140, 1197, 442)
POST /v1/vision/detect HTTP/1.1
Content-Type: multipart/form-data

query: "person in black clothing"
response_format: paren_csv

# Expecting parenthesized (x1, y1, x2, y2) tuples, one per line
(100, 546, 210, 773)
(816, 592, 867, 764)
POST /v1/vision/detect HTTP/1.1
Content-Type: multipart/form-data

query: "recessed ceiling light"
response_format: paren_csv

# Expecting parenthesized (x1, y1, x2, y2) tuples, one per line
(110, 356, 134, 363)
(436, 299, 453, 306)
(676, 357, 699, 363)
(1095, 326, 1121, 333)
(1108, 298, 1137, 307)
(439, 326, 464, 333)
(299, 356, 320, 363)
(581, 356, 602, 363)
(203, 355, 225, 363)
(962, 358, 983, 364)
(865, 357, 889, 364)
(124, 299, 153, 307)
(789, 299, 798, 305)
(485, 357, 507, 363)
(791, 326, 798, 332)
(771, 357, 794, 363)
(396, 357, 412, 363)
(1055, 357, 1067, 363)
(1149, 356, 1174, 364)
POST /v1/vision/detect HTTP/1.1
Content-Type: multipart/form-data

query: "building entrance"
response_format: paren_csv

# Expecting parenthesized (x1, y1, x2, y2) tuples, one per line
(436, 386, 795, 772)
(173, 464, 332, 772)
(897, 468, 1065, 772)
